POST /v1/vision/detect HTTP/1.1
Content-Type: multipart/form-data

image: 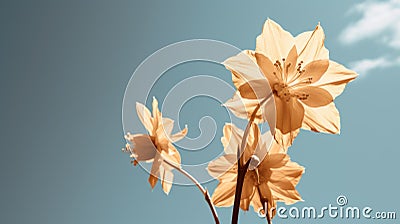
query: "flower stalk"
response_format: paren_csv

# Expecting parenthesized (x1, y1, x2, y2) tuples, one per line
(231, 92, 272, 224)
(163, 159, 220, 224)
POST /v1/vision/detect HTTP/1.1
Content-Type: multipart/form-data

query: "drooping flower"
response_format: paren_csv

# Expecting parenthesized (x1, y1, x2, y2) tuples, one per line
(207, 123, 304, 219)
(124, 97, 187, 194)
(224, 19, 358, 149)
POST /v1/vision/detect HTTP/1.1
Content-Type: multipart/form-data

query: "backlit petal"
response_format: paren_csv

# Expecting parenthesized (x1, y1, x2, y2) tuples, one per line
(274, 97, 304, 149)
(126, 134, 156, 162)
(212, 181, 236, 207)
(170, 125, 188, 142)
(293, 59, 329, 85)
(136, 102, 153, 133)
(312, 60, 358, 99)
(238, 79, 270, 100)
(295, 24, 329, 65)
(302, 102, 340, 134)
(223, 50, 265, 90)
(256, 19, 295, 61)
(207, 154, 237, 180)
(293, 86, 333, 107)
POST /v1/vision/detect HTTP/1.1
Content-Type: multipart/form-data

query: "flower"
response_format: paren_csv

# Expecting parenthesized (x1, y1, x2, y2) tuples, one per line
(207, 123, 304, 219)
(224, 19, 358, 149)
(124, 97, 187, 194)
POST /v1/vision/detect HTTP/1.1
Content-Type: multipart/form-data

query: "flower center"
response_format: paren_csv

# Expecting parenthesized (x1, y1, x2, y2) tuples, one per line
(272, 58, 311, 101)
(273, 83, 291, 102)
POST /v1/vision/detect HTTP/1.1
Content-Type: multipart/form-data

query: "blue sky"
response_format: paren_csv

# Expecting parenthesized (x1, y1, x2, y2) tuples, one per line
(1, 0, 399, 224)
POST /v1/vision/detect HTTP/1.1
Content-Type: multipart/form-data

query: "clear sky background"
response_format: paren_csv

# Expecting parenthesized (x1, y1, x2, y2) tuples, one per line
(1, 0, 399, 223)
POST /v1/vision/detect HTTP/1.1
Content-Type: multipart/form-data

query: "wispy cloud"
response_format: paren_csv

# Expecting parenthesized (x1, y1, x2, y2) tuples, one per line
(349, 57, 400, 76)
(340, 0, 400, 48)
(340, 0, 400, 76)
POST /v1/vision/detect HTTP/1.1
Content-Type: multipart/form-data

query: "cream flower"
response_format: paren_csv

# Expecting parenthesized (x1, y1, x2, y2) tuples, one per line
(124, 97, 187, 194)
(224, 19, 358, 149)
(207, 123, 304, 219)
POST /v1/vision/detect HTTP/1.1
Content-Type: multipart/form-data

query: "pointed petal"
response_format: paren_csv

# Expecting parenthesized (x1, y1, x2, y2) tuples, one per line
(312, 60, 358, 99)
(148, 152, 162, 189)
(161, 168, 174, 195)
(285, 45, 299, 83)
(170, 125, 188, 142)
(148, 174, 158, 189)
(242, 174, 256, 201)
(255, 52, 280, 85)
(223, 92, 263, 123)
(257, 182, 276, 219)
(164, 143, 181, 165)
(294, 59, 329, 85)
(274, 97, 304, 149)
(293, 86, 333, 107)
(238, 79, 270, 100)
(224, 91, 275, 126)
(260, 153, 290, 169)
(295, 24, 329, 65)
(301, 102, 340, 134)
(162, 117, 174, 137)
(256, 19, 295, 61)
(221, 123, 244, 155)
(151, 97, 161, 131)
(211, 181, 236, 207)
(207, 154, 237, 180)
(268, 181, 302, 205)
(136, 102, 153, 133)
(223, 50, 265, 90)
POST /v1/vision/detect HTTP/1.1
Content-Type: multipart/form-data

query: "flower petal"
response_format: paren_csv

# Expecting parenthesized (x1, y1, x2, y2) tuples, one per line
(293, 86, 333, 107)
(224, 91, 275, 128)
(221, 123, 244, 155)
(260, 153, 290, 169)
(212, 180, 236, 207)
(256, 19, 295, 61)
(238, 79, 270, 100)
(151, 97, 161, 131)
(207, 154, 237, 180)
(161, 167, 174, 195)
(285, 45, 299, 83)
(223, 92, 262, 122)
(312, 60, 358, 99)
(301, 102, 341, 134)
(126, 134, 156, 162)
(255, 52, 280, 85)
(295, 23, 329, 65)
(274, 97, 304, 149)
(294, 59, 329, 85)
(136, 102, 153, 133)
(162, 118, 174, 137)
(257, 182, 276, 219)
(223, 50, 265, 90)
(148, 152, 162, 189)
(170, 125, 188, 142)
(268, 181, 302, 205)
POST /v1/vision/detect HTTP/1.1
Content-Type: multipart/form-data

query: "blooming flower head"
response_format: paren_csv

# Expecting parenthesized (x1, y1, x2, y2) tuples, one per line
(224, 19, 358, 149)
(207, 123, 304, 219)
(124, 97, 187, 194)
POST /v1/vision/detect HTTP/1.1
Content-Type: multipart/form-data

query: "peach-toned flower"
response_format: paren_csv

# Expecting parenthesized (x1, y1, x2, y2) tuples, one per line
(224, 19, 358, 149)
(207, 123, 304, 219)
(124, 97, 187, 194)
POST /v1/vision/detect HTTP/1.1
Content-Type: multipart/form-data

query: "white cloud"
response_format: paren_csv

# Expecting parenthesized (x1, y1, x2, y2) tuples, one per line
(340, 0, 400, 48)
(349, 56, 400, 76)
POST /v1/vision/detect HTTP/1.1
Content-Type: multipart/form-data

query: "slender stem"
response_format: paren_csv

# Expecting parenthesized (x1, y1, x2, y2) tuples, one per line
(163, 159, 220, 224)
(231, 92, 273, 224)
